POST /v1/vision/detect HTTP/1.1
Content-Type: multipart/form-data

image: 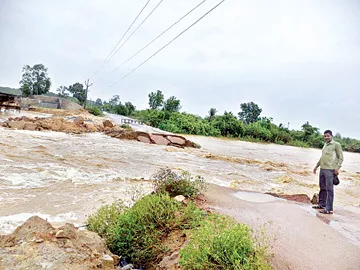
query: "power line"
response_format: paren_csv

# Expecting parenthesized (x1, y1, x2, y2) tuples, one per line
(95, 0, 207, 84)
(90, 0, 151, 79)
(108, 0, 165, 62)
(109, 0, 226, 87)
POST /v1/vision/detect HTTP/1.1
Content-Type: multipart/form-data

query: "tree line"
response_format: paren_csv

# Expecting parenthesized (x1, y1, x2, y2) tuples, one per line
(16, 63, 360, 152)
(91, 90, 360, 153)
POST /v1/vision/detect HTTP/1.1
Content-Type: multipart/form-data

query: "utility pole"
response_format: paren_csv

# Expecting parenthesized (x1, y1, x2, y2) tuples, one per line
(84, 79, 93, 109)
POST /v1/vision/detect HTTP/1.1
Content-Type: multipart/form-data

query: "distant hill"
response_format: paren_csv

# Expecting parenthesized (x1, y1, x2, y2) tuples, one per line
(0, 86, 22, 96)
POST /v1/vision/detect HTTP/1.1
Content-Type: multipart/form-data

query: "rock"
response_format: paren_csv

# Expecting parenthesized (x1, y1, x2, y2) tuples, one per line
(311, 193, 319, 205)
(11, 216, 54, 241)
(35, 238, 44, 243)
(158, 251, 179, 270)
(56, 230, 65, 238)
(174, 195, 186, 202)
(74, 116, 85, 126)
(56, 223, 77, 239)
(166, 135, 186, 145)
(112, 255, 121, 266)
(103, 120, 114, 128)
(101, 254, 115, 268)
(1, 216, 117, 270)
(121, 264, 134, 270)
(63, 239, 75, 249)
(149, 134, 170, 146)
(137, 135, 151, 144)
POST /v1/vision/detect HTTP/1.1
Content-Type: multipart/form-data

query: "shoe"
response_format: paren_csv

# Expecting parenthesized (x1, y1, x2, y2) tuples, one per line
(312, 205, 324, 209)
(319, 209, 333, 214)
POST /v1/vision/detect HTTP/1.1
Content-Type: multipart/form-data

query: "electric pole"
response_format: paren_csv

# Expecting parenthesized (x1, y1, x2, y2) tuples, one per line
(84, 79, 93, 109)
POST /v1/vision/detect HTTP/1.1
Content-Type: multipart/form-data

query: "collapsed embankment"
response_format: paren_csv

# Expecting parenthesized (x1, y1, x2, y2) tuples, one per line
(0, 116, 198, 148)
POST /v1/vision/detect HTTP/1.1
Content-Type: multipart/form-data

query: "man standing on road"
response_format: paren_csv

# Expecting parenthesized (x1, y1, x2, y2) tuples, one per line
(313, 130, 344, 214)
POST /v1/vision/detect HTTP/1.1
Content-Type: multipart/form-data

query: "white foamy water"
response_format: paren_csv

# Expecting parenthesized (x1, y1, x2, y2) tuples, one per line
(1, 117, 360, 234)
(0, 212, 78, 234)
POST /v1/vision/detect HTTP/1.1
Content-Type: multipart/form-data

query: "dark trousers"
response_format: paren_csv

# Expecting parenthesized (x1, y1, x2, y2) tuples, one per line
(319, 169, 334, 211)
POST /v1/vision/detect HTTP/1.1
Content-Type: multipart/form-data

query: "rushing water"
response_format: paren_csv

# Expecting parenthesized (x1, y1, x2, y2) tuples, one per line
(0, 112, 359, 234)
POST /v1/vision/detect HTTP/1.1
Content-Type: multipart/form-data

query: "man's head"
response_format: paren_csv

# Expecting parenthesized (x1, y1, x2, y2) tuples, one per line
(324, 130, 333, 143)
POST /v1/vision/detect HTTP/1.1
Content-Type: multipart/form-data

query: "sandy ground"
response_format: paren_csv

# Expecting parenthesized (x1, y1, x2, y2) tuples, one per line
(204, 184, 360, 270)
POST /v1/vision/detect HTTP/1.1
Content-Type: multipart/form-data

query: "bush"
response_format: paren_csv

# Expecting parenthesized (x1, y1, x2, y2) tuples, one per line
(179, 214, 271, 270)
(87, 106, 103, 116)
(152, 168, 206, 198)
(87, 200, 126, 238)
(211, 112, 245, 137)
(288, 140, 310, 148)
(120, 124, 132, 129)
(245, 122, 272, 141)
(88, 193, 206, 268)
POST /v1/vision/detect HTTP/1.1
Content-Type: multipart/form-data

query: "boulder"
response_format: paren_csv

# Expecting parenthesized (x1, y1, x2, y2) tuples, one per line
(103, 120, 114, 128)
(311, 193, 319, 205)
(174, 195, 186, 202)
(0, 216, 117, 270)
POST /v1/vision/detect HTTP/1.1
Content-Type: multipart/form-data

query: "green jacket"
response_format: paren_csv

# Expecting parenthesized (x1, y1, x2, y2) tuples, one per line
(316, 140, 344, 170)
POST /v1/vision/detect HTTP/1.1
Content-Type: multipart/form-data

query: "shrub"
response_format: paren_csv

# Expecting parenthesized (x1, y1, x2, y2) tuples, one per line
(245, 122, 272, 141)
(87, 106, 103, 116)
(179, 214, 271, 270)
(97, 194, 179, 267)
(88, 193, 206, 268)
(86, 200, 126, 238)
(288, 140, 310, 148)
(120, 124, 132, 129)
(152, 168, 207, 198)
(211, 112, 245, 137)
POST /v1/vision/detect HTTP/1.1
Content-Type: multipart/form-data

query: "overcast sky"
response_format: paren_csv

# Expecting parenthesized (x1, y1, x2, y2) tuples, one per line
(1, 0, 359, 138)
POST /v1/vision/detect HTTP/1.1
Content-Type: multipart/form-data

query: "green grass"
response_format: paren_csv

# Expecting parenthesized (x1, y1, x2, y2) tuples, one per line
(179, 214, 271, 270)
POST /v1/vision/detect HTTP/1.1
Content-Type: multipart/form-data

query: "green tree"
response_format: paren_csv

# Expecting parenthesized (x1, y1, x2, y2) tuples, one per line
(125, 102, 136, 115)
(109, 95, 120, 110)
(212, 111, 245, 137)
(208, 108, 217, 121)
(68, 83, 86, 105)
(56, 86, 69, 97)
(148, 90, 164, 110)
(20, 64, 51, 96)
(95, 98, 103, 107)
(301, 121, 319, 141)
(238, 102, 262, 124)
(163, 96, 181, 112)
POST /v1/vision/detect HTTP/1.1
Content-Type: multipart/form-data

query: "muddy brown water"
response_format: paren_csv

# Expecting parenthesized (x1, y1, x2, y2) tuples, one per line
(1, 112, 360, 240)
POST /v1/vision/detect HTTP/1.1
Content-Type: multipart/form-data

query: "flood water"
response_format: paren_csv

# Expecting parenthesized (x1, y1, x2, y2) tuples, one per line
(1, 112, 360, 234)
